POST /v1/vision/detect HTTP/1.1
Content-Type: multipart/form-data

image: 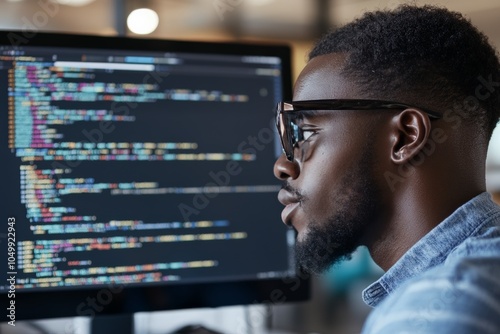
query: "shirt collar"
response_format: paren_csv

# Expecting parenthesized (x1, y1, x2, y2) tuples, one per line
(362, 192, 498, 307)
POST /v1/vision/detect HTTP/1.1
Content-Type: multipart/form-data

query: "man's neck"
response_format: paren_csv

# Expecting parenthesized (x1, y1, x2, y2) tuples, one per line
(366, 182, 484, 271)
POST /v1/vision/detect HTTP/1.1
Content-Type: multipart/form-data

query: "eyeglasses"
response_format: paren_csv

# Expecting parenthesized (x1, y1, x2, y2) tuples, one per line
(275, 99, 443, 161)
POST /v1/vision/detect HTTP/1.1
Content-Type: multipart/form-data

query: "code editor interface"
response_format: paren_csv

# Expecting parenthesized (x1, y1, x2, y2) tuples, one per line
(1, 44, 295, 292)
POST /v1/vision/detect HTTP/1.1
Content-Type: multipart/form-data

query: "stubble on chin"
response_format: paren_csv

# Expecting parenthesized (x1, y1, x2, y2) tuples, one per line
(293, 152, 378, 275)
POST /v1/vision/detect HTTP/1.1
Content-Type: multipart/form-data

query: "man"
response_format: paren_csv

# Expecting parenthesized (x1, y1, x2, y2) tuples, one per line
(274, 5, 500, 334)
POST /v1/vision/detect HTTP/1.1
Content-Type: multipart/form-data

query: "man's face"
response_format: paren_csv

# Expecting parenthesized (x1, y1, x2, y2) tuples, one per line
(274, 54, 385, 274)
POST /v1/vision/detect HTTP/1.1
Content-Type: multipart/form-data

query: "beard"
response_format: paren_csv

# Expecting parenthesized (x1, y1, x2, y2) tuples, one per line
(293, 150, 379, 275)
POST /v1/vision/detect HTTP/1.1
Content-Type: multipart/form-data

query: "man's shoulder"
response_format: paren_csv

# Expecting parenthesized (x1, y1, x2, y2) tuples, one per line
(362, 255, 500, 334)
(362, 195, 500, 333)
(447, 214, 500, 260)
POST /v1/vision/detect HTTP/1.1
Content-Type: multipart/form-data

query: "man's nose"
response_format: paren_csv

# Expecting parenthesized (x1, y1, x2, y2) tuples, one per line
(273, 153, 300, 180)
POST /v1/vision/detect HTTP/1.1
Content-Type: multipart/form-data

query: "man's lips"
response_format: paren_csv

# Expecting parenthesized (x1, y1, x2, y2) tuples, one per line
(277, 189, 300, 226)
(281, 202, 299, 226)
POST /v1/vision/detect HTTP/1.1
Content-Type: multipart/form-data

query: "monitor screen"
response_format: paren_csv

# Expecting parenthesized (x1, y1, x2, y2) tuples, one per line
(0, 31, 309, 322)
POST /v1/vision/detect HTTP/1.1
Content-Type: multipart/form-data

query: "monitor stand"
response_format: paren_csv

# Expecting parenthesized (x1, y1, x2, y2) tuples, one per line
(90, 314, 134, 334)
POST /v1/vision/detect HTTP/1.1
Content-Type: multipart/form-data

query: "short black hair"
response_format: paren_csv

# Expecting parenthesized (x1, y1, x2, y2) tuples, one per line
(309, 5, 500, 137)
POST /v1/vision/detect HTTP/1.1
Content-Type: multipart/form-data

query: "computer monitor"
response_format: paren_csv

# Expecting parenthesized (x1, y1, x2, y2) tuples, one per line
(0, 31, 309, 329)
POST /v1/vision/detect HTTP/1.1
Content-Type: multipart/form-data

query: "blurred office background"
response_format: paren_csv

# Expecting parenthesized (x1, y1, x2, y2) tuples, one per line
(1, 0, 500, 333)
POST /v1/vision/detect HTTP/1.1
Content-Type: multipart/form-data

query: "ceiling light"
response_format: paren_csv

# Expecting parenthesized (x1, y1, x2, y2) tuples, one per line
(127, 8, 159, 35)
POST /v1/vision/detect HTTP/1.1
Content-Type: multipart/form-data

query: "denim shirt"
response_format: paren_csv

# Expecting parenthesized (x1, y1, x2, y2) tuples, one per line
(361, 192, 500, 334)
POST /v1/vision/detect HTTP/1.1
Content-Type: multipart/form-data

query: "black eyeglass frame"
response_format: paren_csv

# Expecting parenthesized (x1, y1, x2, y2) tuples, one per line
(275, 99, 443, 161)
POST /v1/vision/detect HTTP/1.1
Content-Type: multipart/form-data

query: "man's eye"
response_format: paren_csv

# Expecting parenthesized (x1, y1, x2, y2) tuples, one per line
(301, 129, 315, 141)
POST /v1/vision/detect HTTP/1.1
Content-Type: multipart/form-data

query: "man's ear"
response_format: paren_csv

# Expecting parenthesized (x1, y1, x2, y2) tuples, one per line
(390, 109, 432, 164)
